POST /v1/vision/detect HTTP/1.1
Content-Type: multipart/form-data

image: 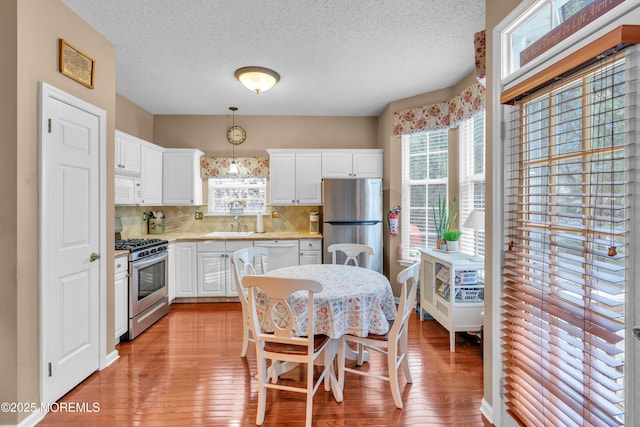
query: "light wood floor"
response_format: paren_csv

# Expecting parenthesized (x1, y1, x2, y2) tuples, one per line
(38, 303, 491, 426)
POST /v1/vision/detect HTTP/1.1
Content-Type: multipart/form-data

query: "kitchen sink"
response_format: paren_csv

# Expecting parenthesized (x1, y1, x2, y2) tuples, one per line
(205, 231, 255, 238)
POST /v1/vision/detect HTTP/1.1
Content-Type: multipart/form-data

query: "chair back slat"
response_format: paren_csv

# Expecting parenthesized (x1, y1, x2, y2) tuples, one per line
(328, 243, 375, 269)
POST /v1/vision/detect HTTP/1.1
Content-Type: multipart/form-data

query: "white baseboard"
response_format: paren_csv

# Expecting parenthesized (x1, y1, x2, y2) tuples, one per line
(104, 349, 120, 368)
(0, 408, 48, 427)
(480, 397, 493, 425)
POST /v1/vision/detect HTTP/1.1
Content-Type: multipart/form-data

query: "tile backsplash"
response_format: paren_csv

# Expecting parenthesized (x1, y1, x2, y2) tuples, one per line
(116, 205, 322, 238)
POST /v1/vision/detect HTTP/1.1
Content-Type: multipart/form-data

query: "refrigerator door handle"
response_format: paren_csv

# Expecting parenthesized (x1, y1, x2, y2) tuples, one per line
(325, 221, 380, 226)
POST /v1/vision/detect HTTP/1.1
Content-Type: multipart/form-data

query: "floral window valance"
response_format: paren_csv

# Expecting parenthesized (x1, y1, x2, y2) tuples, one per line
(474, 30, 486, 87)
(200, 156, 269, 179)
(449, 81, 485, 128)
(392, 102, 450, 136)
(392, 81, 485, 135)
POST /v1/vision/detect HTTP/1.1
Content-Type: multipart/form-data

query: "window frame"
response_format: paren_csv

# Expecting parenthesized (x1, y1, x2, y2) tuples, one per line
(400, 128, 449, 260)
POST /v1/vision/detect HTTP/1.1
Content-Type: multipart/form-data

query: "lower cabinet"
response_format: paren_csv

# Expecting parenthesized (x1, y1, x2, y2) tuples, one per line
(299, 238, 322, 265)
(114, 256, 129, 341)
(171, 238, 321, 300)
(174, 242, 198, 298)
(167, 242, 176, 303)
(196, 240, 253, 297)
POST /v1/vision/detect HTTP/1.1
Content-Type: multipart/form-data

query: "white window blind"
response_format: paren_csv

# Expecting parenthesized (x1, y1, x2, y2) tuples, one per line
(459, 111, 485, 256)
(401, 129, 448, 259)
(503, 48, 636, 427)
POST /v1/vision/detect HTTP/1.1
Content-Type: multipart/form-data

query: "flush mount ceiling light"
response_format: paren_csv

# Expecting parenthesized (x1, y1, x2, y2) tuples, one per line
(234, 66, 280, 94)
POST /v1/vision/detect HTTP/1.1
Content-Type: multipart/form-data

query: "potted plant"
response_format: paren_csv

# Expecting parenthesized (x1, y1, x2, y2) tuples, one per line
(432, 194, 458, 250)
(442, 229, 462, 252)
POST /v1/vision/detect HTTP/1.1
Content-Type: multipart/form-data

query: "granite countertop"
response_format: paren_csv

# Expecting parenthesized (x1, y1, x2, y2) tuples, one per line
(137, 231, 322, 243)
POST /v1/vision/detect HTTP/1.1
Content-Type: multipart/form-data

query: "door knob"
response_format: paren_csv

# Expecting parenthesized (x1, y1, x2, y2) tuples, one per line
(633, 327, 640, 341)
(89, 252, 101, 262)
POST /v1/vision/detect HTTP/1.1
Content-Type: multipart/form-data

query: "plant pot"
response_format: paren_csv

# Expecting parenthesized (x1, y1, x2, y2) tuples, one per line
(446, 240, 459, 252)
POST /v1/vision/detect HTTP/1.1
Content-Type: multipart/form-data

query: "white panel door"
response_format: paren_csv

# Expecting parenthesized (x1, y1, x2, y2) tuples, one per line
(42, 92, 101, 403)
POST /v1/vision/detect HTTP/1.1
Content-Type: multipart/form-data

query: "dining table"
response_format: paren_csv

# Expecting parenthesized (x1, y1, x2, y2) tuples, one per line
(259, 263, 397, 339)
(255, 263, 397, 401)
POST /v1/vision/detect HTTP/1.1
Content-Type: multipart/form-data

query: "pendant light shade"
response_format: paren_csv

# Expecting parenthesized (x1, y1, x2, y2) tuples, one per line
(235, 67, 280, 94)
(228, 159, 239, 174)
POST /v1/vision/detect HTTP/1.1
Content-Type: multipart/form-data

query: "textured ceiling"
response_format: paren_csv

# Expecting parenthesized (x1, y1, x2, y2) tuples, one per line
(61, 0, 485, 116)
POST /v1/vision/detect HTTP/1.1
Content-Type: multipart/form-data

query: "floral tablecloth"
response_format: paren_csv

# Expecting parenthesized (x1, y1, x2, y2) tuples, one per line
(257, 264, 396, 339)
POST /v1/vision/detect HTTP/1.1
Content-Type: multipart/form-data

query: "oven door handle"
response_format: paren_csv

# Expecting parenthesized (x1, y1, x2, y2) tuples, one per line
(132, 251, 168, 269)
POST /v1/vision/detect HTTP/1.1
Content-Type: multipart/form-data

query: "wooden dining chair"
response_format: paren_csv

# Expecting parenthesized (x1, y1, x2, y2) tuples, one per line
(231, 247, 268, 358)
(242, 275, 334, 427)
(337, 260, 420, 409)
(327, 243, 375, 269)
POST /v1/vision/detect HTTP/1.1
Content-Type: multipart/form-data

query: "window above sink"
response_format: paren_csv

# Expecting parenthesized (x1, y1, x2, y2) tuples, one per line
(207, 177, 267, 216)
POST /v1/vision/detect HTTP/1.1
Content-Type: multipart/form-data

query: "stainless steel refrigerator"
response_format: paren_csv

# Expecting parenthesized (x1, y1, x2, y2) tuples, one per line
(322, 178, 383, 272)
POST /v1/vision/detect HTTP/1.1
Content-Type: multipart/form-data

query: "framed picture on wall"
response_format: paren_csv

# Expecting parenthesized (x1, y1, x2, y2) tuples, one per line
(59, 39, 95, 89)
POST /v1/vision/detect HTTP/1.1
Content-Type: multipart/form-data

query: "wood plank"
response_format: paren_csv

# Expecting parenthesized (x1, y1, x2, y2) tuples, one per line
(38, 303, 491, 426)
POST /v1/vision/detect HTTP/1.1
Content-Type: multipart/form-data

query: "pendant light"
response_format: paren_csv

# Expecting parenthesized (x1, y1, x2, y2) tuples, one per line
(228, 106, 241, 174)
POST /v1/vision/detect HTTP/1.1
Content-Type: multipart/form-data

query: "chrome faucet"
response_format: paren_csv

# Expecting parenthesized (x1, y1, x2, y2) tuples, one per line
(234, 215, 241, 232)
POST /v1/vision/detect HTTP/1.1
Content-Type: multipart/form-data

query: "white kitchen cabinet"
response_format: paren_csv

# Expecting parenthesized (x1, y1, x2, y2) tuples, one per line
(420, 248, 484, 352)
(321, 150, 383, 178)
(299, 238, 322, 265)
(115, 131, 164, 206)
(163, 148, 204, 205)
(267, 150, 322, 205)
(115, 130, 141, 173)
(167, 242, 176, 303)
(254, 240, 300, 271)
(114, 255, 129, 341)
(140, 143, 164, 205)
(174, 242, 197, 298)
(196, 240, 254, 297)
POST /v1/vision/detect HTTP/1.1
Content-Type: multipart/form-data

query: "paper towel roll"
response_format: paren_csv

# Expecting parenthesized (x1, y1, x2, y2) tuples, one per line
(256, 213, 264, 233)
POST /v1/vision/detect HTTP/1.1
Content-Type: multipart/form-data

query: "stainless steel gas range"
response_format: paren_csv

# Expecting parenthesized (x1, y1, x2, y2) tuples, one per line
(115, 238, 169, 340)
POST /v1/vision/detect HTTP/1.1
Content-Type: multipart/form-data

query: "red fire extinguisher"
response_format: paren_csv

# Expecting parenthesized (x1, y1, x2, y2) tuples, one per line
(388, 206, 401, 235)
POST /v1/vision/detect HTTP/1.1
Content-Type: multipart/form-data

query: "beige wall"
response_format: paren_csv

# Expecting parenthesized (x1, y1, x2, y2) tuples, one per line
(0, 1, 117, 424)
(0, 0, 18, 421)
(116, 94, 154, 141)
(153, 115, 378, 155)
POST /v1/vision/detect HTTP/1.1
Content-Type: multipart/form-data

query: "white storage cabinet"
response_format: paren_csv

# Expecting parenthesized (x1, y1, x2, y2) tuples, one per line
(420, 248, 484, 352)
(267, 150, 322, 206)
(196, 240, 253, 297)
(140, 142, 164, 205)
(321, 150, 383, 178)
(114, 255, 129, 341)
(173, 242, 198, 298)
(299, 238, 322, 265)
(163, 148, 204, 205)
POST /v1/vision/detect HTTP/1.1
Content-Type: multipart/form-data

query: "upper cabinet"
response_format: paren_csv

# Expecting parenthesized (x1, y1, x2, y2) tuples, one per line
(115, 131, 164, 206)
(268, 150, 322, 206)
(321, 149, 383, 178)
(140, 143, 164, 205)
(163, 148, 204, 205)
(115, 130, 141, 174)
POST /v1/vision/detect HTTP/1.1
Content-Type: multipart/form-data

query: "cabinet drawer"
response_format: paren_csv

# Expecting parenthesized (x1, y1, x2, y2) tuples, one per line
(197, 241, 225, 252)
(299, 239, 322, 251)
(115, 256, 128, 274)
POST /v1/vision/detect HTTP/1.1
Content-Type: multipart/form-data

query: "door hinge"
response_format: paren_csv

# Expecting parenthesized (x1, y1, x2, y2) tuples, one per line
(48, 118, 52, 133)
(48, 362, 52, 377)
